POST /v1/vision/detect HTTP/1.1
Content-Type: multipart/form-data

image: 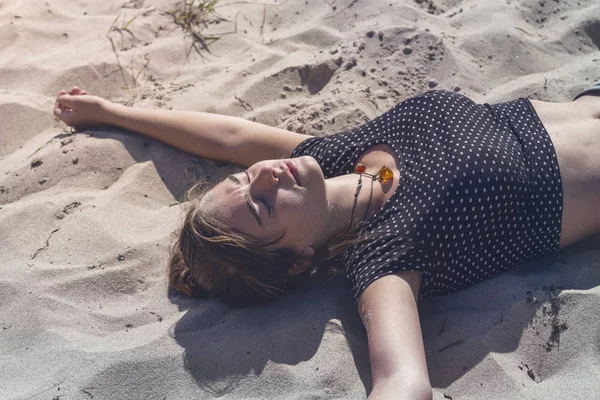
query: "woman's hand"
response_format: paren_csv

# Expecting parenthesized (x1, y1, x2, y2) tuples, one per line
(53, 86, 112, 128)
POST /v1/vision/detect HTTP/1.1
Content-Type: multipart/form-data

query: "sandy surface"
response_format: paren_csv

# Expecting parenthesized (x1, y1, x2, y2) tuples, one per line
(1, 0, 599, 399)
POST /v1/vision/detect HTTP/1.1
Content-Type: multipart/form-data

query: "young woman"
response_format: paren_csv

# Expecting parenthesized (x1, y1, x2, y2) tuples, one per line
(53, 84, 600, 400)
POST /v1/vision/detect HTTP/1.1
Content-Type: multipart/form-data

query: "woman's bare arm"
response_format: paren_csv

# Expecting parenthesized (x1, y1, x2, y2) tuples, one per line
(54, 87, 312, 167)
(358, 271, 432, 400)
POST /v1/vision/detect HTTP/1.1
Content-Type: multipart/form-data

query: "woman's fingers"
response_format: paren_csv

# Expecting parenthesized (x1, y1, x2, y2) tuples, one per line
(54, 90, 68, 115)
(56, 90, 67, 107)
(64, 86, 89, 96)
(54, 87, 93, 126)
(57, 94, 76, 109)
(55, 91, 65, 106)
(53, 100, 71, 121)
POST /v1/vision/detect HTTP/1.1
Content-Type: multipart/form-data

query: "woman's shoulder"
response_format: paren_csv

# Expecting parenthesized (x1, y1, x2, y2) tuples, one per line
(397, 89, 475, 109)
(344, 230, 428, 303)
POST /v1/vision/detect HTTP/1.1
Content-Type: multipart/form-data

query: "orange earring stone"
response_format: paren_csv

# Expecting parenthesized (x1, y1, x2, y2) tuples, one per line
(355, 163, 394, 181)
(379, 165, 394, 181)
(355, 163, 366, 173)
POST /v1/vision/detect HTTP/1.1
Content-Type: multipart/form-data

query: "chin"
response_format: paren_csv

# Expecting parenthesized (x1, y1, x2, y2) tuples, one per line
(304, 156, 324, 180)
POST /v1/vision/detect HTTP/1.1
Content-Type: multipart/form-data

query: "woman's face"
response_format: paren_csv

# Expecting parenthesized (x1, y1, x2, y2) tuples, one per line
(200, 156, 329, 250)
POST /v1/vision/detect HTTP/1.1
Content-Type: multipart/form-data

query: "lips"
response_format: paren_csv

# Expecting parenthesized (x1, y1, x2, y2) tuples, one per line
(285, 160, 301, 186)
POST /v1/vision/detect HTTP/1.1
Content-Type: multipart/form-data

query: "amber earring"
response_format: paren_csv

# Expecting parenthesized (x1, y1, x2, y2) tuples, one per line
(354, 163, 394, 181)
(347, 163, 394, 233)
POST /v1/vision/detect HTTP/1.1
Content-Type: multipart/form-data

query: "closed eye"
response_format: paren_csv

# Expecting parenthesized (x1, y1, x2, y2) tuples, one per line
(227, 172, 263, 227)
(244, 171, 272, 218)
(261, 198, 272, 217)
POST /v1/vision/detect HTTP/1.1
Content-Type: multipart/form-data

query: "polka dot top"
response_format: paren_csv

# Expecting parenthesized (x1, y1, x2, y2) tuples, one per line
(290, 90, 563, 304)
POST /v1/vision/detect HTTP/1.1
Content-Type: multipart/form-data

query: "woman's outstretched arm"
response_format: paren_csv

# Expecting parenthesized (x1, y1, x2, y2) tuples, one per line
(53, 87, 312, 167)
(358, 271, 432, 400)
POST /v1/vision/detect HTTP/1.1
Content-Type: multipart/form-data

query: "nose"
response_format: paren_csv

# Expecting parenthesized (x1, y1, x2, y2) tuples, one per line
(249, 165, 280, 193)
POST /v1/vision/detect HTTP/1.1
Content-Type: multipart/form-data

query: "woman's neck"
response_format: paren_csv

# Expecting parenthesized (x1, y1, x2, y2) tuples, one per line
(319, 143, 403, 242)
(322, 173, 391, 239)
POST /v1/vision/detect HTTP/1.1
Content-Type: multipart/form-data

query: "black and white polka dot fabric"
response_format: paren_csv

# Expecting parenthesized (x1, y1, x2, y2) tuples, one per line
(290, 91, 563, 303)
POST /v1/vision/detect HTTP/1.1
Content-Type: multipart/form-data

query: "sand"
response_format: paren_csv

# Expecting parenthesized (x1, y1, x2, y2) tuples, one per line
(1, 0, 599, 398)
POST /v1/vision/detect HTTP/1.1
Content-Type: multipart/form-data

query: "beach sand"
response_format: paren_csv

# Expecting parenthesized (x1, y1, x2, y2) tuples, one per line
(1, 0, 599, 398)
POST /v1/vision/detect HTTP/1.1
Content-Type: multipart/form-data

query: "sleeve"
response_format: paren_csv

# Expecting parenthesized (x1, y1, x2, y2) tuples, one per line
(290, 100, 408, 178)
(345, 235, 433, 304)
(289, 131, 353, 179)
(289, 136, 326, 159)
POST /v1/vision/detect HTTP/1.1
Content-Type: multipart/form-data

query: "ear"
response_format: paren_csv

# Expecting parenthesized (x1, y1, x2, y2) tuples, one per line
(288, 247, 315, 276)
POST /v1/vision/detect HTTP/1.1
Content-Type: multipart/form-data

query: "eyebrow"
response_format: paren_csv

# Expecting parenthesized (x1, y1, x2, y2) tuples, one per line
(227, 173, 263, 227)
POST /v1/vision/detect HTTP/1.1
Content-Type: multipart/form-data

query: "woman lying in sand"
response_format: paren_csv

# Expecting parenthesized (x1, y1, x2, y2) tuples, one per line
(54, 84, 600, 400)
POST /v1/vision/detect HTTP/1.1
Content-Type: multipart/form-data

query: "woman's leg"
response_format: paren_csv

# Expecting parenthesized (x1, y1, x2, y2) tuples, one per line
(530, 96, 600, 248)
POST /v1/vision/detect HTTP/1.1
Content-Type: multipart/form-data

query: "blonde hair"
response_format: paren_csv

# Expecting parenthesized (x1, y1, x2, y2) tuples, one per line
(168, 181, 373, 307)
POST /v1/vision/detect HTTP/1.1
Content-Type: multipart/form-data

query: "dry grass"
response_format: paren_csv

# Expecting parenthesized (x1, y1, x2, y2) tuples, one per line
(106, 13, 150, 105)
(166, 0, 224, 58)
(104, 0, 224, 103)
